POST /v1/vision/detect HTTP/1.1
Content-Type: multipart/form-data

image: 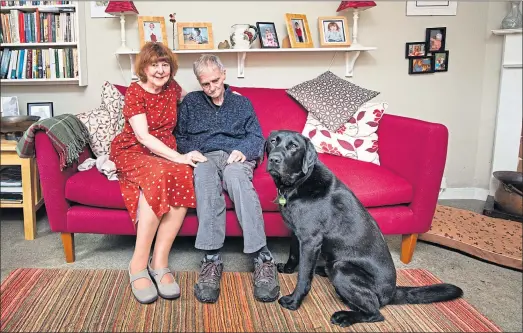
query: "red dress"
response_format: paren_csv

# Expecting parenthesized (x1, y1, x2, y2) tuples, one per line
(110, 80, 196, 226)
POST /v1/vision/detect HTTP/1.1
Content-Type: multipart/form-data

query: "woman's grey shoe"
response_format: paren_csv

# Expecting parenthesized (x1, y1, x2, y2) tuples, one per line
(147, 258, 181, 299)
(128, 263, 158, 304)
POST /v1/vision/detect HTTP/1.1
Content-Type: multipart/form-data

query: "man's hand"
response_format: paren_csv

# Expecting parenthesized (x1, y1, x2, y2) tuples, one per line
(174, 150, 207, 167)
(227, 150, 246, 164)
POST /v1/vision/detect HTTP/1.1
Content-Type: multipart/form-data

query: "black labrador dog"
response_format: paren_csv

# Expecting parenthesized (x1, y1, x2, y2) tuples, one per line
(265, 130, 463, 327)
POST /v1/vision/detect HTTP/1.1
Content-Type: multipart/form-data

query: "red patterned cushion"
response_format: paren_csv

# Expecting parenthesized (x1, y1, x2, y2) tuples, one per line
(302, 102, 387, 165)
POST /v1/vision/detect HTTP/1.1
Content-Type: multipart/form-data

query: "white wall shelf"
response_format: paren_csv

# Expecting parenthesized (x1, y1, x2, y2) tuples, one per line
(492, 29, 523, 35)
(115, 46, 376, 80)
(0, 1, 88, 86)
(0, 78, 79, 85)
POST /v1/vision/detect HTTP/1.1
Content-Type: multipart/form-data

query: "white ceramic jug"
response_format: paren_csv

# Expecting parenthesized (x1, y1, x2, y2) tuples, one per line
(230, 24, 259, 49)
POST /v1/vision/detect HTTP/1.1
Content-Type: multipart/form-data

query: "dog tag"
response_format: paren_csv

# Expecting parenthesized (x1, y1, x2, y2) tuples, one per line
(278, 196, 287, 206)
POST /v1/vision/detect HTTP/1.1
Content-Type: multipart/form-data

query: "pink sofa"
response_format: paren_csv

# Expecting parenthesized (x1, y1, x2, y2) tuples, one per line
(34, 86, 448, 264)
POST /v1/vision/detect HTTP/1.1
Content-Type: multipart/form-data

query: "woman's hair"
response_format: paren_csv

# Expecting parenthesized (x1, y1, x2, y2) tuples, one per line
(134, 42, 178, 83)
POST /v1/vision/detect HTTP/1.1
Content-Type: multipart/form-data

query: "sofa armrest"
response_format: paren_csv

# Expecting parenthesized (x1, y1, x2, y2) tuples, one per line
(377, 114, 448, 233)
(34, 132, 91, 232)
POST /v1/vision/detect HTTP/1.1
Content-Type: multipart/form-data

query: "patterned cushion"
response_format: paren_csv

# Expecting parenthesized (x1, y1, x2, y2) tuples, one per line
(76, 81, 125, 157)
(301, 102, 388, 165)
(287, 71, 380, 132)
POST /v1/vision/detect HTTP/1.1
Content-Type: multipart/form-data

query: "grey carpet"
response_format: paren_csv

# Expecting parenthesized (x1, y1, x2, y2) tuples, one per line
(1, 199, 521, 332)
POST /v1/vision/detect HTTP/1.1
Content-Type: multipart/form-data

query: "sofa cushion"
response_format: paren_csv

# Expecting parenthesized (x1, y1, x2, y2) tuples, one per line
(76, 81, 125, 158)
(66, 155, 412, 212)
(252, 153, 412, 212)
(66, 168, 125, 209)
(286, 71, 380, 132)
(229, 86, 308, 138)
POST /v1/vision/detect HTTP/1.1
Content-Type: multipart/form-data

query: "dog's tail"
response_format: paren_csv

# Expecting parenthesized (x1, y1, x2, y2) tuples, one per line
(390, 283, 463, 305)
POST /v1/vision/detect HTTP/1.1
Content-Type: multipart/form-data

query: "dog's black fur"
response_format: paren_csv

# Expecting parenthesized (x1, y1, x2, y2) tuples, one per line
(265, 130, 463, 327)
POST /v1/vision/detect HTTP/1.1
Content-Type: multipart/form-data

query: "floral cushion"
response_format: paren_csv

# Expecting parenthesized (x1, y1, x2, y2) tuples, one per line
(301, 102, 388, 165)
(76, 81, 125, 157)
(287, 71, 380, 132)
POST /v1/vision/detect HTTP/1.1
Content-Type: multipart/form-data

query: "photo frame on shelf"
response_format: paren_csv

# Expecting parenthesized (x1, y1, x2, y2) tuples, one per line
(425, 27, 446, 53)
(27, 102, 54, 120)
(408, 56, 435, 75)
(1, 96, 20, 117)
(318, 16, 351, 47)
(405, 42, 427, 58)
(256, 22, 280, 48)
(138, 16, 169, 48)
(285, 13, 313, 48)
(177, 22, 214, 50)
(434, 50, 449, 72)
(406, 1, 458, 16)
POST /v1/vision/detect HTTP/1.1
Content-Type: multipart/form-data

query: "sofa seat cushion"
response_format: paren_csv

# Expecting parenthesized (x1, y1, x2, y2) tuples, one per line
(66, 168, 125, 209)
(65, 155, 412, 213)
(253, 153, 413, 212)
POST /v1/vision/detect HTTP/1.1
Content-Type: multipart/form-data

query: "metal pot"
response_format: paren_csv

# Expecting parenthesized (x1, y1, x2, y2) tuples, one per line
(493, 171, 523, 216)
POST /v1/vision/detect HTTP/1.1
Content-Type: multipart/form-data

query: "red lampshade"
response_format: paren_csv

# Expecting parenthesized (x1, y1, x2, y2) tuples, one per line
(105, 0, 139, 15)
(337, 1, 376, 12)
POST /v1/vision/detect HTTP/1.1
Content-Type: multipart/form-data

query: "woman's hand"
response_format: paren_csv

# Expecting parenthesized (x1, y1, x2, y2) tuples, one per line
(174, 150, 207, 167)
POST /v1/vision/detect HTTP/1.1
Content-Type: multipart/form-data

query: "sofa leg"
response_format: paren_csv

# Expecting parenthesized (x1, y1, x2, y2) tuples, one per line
(61, 232, 75, 263)
(400, 234, 418, 264)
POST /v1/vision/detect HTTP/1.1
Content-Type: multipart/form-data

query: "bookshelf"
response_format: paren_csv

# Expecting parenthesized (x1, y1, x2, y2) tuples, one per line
(0, 0, 88, 86)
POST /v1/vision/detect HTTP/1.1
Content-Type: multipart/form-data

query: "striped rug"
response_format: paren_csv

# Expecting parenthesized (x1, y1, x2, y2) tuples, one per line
(1, 268, 500, 332)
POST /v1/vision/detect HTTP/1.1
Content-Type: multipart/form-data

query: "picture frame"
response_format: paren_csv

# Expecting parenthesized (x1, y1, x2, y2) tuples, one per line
(318, 16, 351, 47)
(138, 16, 169, 48)
(433, 50, 449, 72)
(90, 1, 113, 18)
(1, 96, 20, 117)
(27, 102, 54, 120)
(177, 22, 214, 50)
(406, 1, 458, 16)
(405, 42, 427, 58)
(256, 22, 280, 49)
(425, 27, 446, 53)
(408, 56, 435, 75)
(285, 13, 313, 48)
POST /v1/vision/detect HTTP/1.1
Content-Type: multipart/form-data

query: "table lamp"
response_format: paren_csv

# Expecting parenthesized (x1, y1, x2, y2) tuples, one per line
(337, 1, 376, 47)
(105, 0, 139, 53)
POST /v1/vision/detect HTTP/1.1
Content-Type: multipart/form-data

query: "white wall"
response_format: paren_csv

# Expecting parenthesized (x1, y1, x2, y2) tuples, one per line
(0, 1, 511, 189)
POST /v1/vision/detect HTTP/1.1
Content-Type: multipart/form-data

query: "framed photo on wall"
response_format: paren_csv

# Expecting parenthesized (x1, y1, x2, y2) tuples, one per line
(256, 22, 280, 48)
(285, 13, 313, 48)
(27, 102, 54, 120)
(408, 56, 435, 75)
(434, 50, 449, 72)
(138, 16, 168, 48)
(318, 16, 350, 47)
(405, 42, 427, 58)
(425, 27, 446, 53)
(177, 22, 214, 50)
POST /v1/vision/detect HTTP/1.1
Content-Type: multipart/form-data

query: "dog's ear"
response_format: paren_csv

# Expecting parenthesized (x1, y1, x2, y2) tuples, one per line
(302, 137, 318, 174)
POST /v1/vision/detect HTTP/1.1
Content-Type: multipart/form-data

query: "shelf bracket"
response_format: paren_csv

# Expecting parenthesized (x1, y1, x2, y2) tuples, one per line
(237, 52, 246, 78)
(345, 50, 361, 77)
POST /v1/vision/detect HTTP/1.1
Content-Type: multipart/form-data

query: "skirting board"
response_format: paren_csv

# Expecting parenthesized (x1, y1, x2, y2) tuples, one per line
(438, 187, 490, 201)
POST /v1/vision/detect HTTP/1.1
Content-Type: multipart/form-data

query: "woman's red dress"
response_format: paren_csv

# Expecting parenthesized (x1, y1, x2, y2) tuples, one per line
(110, 80, 196, 225)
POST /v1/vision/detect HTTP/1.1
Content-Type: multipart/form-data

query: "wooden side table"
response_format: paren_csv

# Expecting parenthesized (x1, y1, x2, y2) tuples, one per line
(0, 139, 44, 240)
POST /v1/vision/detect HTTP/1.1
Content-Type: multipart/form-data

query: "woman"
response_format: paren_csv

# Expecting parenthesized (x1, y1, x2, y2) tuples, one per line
(110, 42, 206, 304)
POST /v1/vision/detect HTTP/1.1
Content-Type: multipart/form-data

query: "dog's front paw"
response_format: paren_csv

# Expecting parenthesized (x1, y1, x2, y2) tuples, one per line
(278, 295, 300, 310)
(276, 263, 295, 274)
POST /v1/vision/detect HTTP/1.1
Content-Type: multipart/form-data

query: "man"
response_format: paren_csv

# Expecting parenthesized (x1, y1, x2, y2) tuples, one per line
(175, 54, 280, 304)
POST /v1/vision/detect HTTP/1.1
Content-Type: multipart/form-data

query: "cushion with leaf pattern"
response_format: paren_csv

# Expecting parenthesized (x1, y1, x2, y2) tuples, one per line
(76, 81, 125, 157)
